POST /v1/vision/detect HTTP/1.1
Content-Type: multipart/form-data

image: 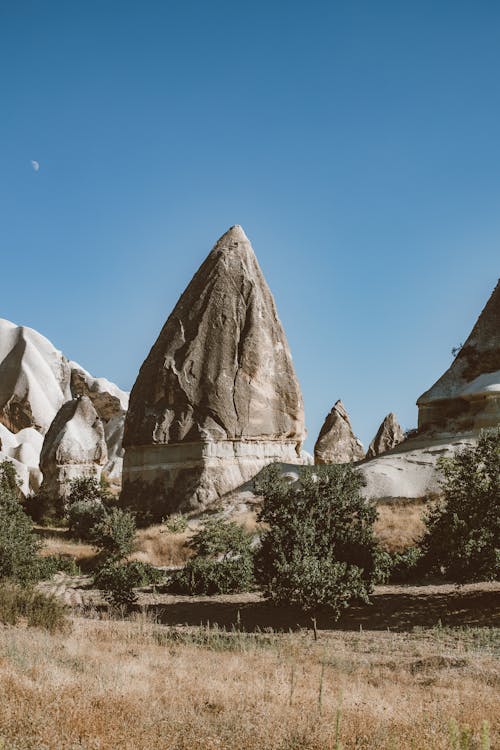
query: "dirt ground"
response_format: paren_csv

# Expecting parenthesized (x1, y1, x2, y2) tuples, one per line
(40, 575, 500, 632)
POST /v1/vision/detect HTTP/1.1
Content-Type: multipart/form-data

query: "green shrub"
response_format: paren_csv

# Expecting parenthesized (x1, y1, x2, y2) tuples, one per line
(422, 429, 500, 582)
(0, 460, 43, 585)
(163, 513, 188, 533)
(389, 546, 424, 583)
(91, 507, 136, 561)
(255, 464, 380, 621)
(24, 486, 64, 526)
(166, 518, 256, 595)
(169, 555, 255, 595)
(66, 476, 109, 540)
(94, 561, 138, 606)
(34, 554, 81, 580)
(94, 559, 162, 592)
(189, 518, 254, 559)
(0, 581, 68, 632)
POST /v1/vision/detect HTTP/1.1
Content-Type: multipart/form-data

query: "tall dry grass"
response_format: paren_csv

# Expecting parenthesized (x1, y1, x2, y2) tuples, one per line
(374, 499, 427, 552)
(0, 615, 497, 750)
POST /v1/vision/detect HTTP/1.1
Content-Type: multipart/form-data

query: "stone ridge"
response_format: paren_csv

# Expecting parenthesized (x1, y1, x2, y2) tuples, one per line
(124, 225, 305, 449)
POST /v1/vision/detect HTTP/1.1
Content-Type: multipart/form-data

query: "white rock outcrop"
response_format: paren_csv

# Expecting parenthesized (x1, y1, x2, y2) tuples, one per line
(0, 318, 129, 493)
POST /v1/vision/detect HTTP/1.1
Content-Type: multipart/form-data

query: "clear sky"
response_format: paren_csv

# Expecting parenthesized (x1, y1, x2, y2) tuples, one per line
(1, 1, 499, 451)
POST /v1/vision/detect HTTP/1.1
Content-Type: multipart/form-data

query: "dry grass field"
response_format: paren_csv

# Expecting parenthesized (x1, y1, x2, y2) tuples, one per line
(0, 612, 498, 750)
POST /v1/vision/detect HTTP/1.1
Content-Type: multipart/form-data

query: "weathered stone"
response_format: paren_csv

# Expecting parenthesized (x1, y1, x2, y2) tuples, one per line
(0, 319, 129, 491)
(358, 434, 475, 502)
(39, 396, 108, 500)
(366, 412, 405, 459)
(417, 279, 500, 435)
(0, 319, 71, 434)
(314, 400, 365, 464)
(122, 225, 306, 515)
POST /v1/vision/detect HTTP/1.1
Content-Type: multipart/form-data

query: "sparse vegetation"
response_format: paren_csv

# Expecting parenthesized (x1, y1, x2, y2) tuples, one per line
(0, 615, 497, 749)
(163, 513, 188, 533)
(168, 518, 256, 595)
(0, 580, 68, 632)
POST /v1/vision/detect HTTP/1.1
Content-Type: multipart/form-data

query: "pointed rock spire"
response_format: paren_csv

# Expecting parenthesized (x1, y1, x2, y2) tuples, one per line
(418, 279, 500, 434)
(122, 226, 306, 516)
(314, 400, 365, 464)
(366, 412, 405, 459)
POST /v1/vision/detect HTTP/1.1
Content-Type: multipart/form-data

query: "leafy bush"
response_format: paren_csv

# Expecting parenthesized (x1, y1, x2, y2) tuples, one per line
(169, 555, 255, 595)
(93, 561, 138, 606)
(163, 513, 188, 533)
(66, 476, 109, 540)
(255, 464, 380, 620)
(24, 486, 65, 526)
(0, 581, 68, 632)
(189, 518, 254, 559)
(167, 518, 256, 595)
(388, 546, 425, 583)
(91, 507, 136, 561)
(422, 429, 500, 582)
(34, 554, 81, 580)
(0, 460, 43, 584)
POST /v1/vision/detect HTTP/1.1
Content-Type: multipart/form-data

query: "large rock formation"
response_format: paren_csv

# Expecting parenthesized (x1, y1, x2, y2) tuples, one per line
(366, 412, 405, 459)
(360, 278, 500, 502)
(314, 400, 365, 464)
(0, 318, 129, 491)
(39, 396, 108, 499)
(417, 279, 500, 435)
(0, 318, 71, 434)
(122, 225, 306, 516)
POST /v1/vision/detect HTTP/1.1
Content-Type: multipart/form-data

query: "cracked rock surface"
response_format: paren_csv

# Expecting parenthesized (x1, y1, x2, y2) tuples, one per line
(314, 400, 365, 464)
(124, 225, 305, 448)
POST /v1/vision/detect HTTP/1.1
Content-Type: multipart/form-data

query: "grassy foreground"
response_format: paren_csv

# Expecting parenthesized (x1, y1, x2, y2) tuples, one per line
(0, 615, 497, 750)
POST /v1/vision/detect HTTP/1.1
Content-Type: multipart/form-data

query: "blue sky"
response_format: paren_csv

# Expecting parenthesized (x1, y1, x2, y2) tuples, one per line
(1, 1, 499, 451)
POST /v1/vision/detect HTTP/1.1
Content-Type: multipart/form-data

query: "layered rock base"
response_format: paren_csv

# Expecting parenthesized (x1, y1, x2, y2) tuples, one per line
(122, 439, 302, 515)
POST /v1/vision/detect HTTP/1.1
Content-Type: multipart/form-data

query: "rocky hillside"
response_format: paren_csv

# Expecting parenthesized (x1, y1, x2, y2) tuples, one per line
(0, 319, 128, 494)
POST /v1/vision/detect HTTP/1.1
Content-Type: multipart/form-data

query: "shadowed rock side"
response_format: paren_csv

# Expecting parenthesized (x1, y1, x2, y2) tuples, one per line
(314, 400, 365, 464)
(122, 225, 306, 516)
(417, 278, 500, 435)
(366, 412, 405, 459)
(39, 396, 108, 500)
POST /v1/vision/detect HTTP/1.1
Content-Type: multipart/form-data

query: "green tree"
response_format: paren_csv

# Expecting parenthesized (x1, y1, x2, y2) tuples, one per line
(255, 463, 381, 621)
(0, 460, 43, 584)
(422, 429, 499, 582)
(66, 476, 109, 540)
(91, 507, 136, 561)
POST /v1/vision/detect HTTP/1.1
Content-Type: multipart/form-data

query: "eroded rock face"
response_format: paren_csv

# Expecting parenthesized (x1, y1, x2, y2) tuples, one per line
(0, 319, 71, 434)
(417, 279, 500, 435)
(0, 319, 129, 491)
(314, 400, 365, 464)
(122, 225, 306, 516)
(39, 396, 108, 500)
(366, 413, 405, 459)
